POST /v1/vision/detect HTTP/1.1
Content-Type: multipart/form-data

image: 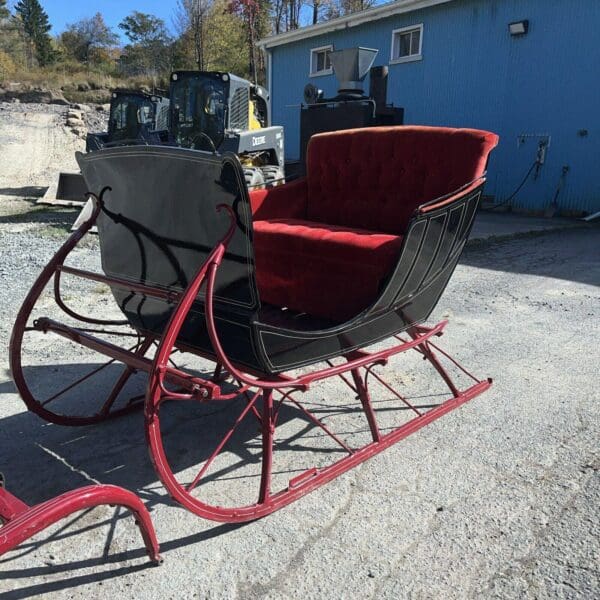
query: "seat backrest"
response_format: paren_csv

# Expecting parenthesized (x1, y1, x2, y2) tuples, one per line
(305, 126, 498, 235)
(77, 147, 258, 313)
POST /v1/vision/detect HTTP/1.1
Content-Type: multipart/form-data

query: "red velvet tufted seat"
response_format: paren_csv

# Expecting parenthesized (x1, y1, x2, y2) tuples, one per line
(250, 126, 498, 322)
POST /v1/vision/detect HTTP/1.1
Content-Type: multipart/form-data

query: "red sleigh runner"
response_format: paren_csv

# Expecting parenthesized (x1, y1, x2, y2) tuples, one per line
(9, 126, 498, 527)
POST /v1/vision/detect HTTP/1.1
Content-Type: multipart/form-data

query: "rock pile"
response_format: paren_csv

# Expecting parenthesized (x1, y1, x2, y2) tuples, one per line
(66, 106, 88, 138)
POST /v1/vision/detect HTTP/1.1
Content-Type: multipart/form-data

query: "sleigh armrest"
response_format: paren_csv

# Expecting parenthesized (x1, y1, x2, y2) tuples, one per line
(418, 177, 485, 214)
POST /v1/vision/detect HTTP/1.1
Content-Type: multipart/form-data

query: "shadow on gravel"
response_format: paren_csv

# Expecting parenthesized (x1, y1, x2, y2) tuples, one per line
(460, 226, 600, 287)
(0, 204, 77, 230)
(0, 515, 243, 599)
(1, 364, 390, 505)
(0, 215, 75, 228)
(0, 380, 283, 594)
(0, 354, 437, 595)
(0, 194, 77, 219)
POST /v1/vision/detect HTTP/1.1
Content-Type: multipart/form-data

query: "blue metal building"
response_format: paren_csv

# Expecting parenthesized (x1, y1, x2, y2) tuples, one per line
(258, 0, 600, 215)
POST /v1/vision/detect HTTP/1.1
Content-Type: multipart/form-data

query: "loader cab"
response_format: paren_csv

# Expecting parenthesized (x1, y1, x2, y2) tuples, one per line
(86, 90, 169, 152)
(169, 71, 271, 152)
(108, 91, 159, 142)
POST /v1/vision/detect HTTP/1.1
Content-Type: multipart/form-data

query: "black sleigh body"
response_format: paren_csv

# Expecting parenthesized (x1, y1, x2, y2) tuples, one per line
(77, 126, 497, 375)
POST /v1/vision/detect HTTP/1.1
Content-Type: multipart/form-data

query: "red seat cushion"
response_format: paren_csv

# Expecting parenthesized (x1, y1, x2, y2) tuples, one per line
(253, 218, 403, 321)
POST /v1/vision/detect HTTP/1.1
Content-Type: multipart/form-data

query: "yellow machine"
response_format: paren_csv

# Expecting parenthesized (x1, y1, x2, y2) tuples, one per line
(169, 71, 285, 186)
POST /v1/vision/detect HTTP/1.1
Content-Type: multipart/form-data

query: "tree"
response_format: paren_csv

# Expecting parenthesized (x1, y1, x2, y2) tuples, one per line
(344, 0, 376, 13)
(270, 0, 303, 34)
(172, 0, 247, 76)
(271, 0, 286, 33)
(119, 11, 171, 46)
(60, 13, 118, 64)
(14, 0, 56, 66)
(286, 0, 301, 29)
(228, 0, 270, 83)
(328, 0, 376, 18)
(0, 2, 28, 71)
(118, 11, 172, 76)
(203, 0, 246, 74)
(175, 0, 213, 70)
(0, 0, 10, 20)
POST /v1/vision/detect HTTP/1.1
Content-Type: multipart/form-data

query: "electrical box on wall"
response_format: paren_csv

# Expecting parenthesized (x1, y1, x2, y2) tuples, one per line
(516, 133, 551, 180)
(517, 133, 551, 162)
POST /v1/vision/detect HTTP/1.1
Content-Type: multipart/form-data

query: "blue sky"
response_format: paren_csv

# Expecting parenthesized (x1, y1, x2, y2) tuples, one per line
(11, 0, 179, 39)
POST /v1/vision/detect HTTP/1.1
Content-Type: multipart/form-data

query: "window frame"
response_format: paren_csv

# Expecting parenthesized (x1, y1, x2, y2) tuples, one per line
(310, 45, 334, 77)
(390, 24, 424, 64)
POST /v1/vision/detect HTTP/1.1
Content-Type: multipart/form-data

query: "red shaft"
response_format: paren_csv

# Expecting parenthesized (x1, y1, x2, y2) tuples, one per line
(0, 484, 161, 565)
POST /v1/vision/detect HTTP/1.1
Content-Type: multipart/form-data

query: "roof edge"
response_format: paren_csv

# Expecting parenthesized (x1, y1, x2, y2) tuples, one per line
(258, 0, 455, 49)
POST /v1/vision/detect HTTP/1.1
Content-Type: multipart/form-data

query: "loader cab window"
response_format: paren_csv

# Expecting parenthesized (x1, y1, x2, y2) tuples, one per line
(171, 75, 227, 151)
(109, 94, 156, 141)
(138, 104, 153, 123)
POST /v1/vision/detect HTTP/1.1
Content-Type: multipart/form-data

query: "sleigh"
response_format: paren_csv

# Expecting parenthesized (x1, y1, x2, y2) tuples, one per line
(10, 126, 498, 524)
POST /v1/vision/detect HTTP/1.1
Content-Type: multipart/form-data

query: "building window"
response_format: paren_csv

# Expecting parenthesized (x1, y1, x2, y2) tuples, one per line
(390, 24, 423, 64)
(310, 45, 333, 76)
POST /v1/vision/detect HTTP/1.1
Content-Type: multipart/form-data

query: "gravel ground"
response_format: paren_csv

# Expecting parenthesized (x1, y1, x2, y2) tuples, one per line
(0, 197, 598, 599)
(0, 103, 81, 199)
(0, 101, 598, 599)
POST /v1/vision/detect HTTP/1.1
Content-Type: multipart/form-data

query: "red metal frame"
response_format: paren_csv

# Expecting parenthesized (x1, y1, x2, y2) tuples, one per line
(10, 197, 492, 527)
(0, 482, 161, 564)
(142, 206, 492, 521)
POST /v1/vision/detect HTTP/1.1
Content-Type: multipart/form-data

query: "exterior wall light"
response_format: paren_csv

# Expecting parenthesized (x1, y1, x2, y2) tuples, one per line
(509, 20, 529, 36)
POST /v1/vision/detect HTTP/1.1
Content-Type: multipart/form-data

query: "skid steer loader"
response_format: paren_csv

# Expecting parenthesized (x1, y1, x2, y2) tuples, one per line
(169, 71, 285, 187)
(41, 90, 170, 206)
(86, 90, 170, 151)
(72, 73, 285, 228)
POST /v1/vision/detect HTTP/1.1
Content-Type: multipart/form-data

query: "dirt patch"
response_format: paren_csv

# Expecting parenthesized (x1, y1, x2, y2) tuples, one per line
(0, 102, 83, 195)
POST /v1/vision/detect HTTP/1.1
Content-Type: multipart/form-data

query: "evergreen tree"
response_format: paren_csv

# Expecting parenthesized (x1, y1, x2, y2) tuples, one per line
(14, 0, 56, 66)
(0, 0, 10, 20)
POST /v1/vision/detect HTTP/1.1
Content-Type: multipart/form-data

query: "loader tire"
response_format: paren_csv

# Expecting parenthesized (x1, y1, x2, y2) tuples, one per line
(244, 167, 265, 190)
(260, 165, 285, 187)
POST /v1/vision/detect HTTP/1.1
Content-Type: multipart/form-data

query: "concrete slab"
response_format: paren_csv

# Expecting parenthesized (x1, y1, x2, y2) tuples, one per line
(0, 221, 598, 599)
(470, 211, 583, 243)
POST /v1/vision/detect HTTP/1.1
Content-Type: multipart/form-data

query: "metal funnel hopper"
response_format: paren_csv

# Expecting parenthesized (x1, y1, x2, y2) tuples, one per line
(329, 47, 378, 95)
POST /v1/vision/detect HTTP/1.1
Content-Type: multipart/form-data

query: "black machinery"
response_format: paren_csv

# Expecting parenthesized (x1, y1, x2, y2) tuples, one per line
(45, 90, 170, 206)
(299, 47, 404, 166)
(86, 90, 170, 152)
